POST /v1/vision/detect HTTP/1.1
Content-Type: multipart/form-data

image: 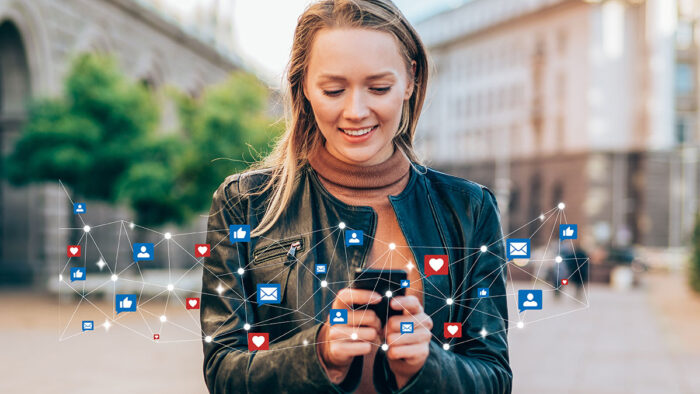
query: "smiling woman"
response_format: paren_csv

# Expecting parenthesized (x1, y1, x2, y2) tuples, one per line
(200, 1, 512, 393)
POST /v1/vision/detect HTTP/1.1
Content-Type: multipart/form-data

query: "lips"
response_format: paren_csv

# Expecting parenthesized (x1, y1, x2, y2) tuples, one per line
(338, 125, 378, 137)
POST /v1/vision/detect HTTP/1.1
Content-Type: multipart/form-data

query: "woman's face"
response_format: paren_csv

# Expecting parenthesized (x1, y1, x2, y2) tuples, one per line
(303, 28, 414, 166)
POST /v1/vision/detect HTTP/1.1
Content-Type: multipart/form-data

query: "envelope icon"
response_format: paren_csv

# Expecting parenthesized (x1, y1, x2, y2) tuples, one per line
(400, 322, 413, 334)
(507, 239, 530, 259)
(257, 284, 281, 304)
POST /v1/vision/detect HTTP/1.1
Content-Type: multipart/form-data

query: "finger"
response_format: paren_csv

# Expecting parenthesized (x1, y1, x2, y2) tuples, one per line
(327, 326, 380, 343)
(328, 342, 374, 359)
(345, 309, 381, 331)
(386, 330, 432, 346)
(334, 288, 382, 309)
(386, 313, 433, 334)
(386, 342, 430, 361)
(389, 295, 423, 314)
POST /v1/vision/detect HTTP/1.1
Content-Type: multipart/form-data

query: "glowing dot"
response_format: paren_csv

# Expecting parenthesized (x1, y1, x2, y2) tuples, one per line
(303, 339, 309, 345)
(351, 332, 358, 340)
(96, 259, 106, 270)
(129, 222, 135, 229)
(103, 320, 112, 330)
(406, 262, 414, 271)
(167, 284, 174, 291)
(216, 283, 224, 295)
(339, 222, 346, 229)
(385, 290, 393, 298)
(539, 214, 545, 221)
(164, 232, 172, 239)
(480, 328, 487, 337)
(389, 243, 396, 250)
(555, 256, 563, 263)
(58, 275, 63, 282)
(442, 343, 450, 350)
(558, 202, 565, 210)
(237, 268, 245, 275)
(321, 280, 328, 287)
(480, 245, 487, 253)
(244, 323, 251, 331)
(517, 321, 524, 329)
(446, 298, 453, 305)
(381, 344, 389, 351)
(83, 225, 91, 233)
(160, 315, 167, 322)
(111, 274, 118, 282)
(205, 336, 212, 343)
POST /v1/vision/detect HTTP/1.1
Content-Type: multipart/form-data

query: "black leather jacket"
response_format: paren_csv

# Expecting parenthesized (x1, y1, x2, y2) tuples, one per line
(201, 163, 512, 393)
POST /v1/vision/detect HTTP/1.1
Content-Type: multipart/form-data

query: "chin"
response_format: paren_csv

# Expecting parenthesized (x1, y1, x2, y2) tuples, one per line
(336, 146, 383, 165)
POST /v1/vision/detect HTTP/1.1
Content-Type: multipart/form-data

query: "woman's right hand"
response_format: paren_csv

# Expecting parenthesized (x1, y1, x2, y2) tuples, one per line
(317, 288, 383, 380)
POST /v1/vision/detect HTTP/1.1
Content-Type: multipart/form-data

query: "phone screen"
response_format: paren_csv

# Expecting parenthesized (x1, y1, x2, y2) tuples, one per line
(351, 268, 407, 326)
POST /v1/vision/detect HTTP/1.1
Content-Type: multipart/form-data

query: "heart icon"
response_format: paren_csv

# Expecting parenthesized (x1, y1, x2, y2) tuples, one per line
(188, 299, 197, 307)
(447, 325, 458, 335)
(197, 246, 208, 255)
(429, 258, 444, 272)
(252, 336, 265, 348)
(69, 247, 78, 255)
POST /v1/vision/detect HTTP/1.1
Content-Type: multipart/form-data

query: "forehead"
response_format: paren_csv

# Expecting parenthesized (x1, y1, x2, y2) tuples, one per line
(307, 28, 406, 80)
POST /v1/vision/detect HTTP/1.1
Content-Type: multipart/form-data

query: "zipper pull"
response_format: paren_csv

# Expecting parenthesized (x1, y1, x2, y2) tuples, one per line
(286, 241, 301, 265)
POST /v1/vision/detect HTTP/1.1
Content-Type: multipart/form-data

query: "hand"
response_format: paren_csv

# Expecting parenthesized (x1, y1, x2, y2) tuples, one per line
(384, 295, 433, 389)
(317, 288, 382, 382)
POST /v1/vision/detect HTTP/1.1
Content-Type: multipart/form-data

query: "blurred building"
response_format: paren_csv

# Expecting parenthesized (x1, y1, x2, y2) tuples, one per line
(0, 0, 240, 285)
(415, 0, 698, 249)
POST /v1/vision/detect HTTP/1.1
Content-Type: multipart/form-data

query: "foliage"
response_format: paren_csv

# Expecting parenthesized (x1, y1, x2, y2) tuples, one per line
(4, 53, 280, 226)
(690, 212, 700, 294)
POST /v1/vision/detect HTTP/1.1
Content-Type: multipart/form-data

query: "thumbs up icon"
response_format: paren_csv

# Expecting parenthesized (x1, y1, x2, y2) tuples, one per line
(229, 225, 251, 243)
(70, 267, 86, 282)
(559, 224, 578, 240)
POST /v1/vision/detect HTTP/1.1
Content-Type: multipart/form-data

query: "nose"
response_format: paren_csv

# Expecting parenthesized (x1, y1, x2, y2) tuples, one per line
(343, 88, 370, 121)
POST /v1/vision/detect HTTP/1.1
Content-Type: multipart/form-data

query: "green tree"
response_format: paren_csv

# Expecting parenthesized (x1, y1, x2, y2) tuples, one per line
(690, 211, 700, 294)
(4, 53, 279, 227)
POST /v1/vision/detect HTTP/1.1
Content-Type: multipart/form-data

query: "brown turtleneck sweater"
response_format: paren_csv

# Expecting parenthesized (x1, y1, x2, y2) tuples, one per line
(308, 143, 424, 393)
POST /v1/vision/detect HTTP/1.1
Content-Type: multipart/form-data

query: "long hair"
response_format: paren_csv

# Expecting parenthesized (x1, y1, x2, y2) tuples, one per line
(249, 0, 429, 237)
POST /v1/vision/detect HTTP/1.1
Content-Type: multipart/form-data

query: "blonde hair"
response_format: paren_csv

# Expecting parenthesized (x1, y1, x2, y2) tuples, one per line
(249, 0, 429, 237)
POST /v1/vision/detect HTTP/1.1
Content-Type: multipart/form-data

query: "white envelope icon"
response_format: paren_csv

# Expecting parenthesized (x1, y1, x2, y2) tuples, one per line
(509, 242, 528, 256)
(401, 323, 412, 332)
(259, 286, 279, 301)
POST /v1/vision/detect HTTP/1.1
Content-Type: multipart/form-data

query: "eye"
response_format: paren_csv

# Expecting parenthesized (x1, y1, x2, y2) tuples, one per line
(370, 86, 391, 94)
(322, 89, 344, 97)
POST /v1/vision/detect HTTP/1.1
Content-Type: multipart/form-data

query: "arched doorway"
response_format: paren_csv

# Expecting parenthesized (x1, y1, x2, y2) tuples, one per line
(0, 20, 33, 285)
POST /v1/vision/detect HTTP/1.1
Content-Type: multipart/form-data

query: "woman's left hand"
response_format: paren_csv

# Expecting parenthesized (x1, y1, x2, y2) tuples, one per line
(384, 295, 433, 389)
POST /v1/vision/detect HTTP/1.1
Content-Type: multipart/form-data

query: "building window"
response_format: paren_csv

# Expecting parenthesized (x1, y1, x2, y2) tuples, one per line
(675, 63, 694, 95)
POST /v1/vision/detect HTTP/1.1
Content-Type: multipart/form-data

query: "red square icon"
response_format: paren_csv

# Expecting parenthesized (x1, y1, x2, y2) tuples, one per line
(424, 255, 449, 277)
(153, 334, 160, 340)
(67, 245, 81, 257)
(561, 279, 569, 286)
(186, 297, 200, 310)
(248, 332, 269, 351)
(444, 322, 462, 338)
(195, 244, 210, 258)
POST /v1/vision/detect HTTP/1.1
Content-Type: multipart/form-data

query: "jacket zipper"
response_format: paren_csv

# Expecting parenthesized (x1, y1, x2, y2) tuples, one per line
(252, 239, 304, 265)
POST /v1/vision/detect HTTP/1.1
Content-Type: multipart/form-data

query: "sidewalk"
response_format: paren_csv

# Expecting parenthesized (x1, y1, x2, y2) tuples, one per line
(508, 277, 700, 393)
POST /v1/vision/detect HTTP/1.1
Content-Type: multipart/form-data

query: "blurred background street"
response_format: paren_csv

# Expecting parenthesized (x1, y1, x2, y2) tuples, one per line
(2, 0, 700, 393)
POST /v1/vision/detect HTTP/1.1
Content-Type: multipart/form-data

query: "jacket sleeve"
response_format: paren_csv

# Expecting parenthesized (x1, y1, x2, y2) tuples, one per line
(200, 177, 362, 394)
(373, 186, 513, 394)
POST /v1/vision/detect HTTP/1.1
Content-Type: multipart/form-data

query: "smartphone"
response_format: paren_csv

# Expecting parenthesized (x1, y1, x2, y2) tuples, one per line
(351, 268, 407, 326)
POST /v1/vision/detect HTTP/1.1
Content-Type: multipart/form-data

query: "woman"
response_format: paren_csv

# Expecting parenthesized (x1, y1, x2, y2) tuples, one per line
(201, 1, 512, 393)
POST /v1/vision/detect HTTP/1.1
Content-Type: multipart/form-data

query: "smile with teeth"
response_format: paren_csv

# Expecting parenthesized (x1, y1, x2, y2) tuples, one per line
(339, 125, 377, 136)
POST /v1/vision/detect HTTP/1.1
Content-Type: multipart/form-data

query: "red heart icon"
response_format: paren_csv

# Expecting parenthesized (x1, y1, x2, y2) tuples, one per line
(561, 279, 569, 286)
(67, 245, 81, 257)
(248, 332, 269, 351)
(195, 244, 210, 258)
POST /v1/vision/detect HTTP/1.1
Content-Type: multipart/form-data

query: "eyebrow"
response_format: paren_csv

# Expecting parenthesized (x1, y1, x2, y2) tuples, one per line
(317, 71, 396, 82)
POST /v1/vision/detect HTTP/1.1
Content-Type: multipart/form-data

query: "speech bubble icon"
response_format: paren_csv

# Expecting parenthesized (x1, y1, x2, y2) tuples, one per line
(115, 294, 137, 314)
(424, 255, 449, 277)
(329, 309, 348, 326)
(70, 267, 86, 282)
(518, 289, 543, 313)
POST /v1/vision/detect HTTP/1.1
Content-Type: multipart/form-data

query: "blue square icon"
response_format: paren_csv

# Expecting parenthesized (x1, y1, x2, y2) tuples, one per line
(315, 264, 327, 274)
(400, 322, 414, 334)
(257, 284, 281, 304)
(70, 267, 86, 282)
(230, 225, 250, 243)
(330, 309, 348, 325)
(477, 288, 489, 298)
(82, 320, 94, 331)
(345, 230, 363, 246)
(506, 238, 530, 260)
(133, 243, 154, 262)
(73, 203, 86, 214)
(518, 289, 543, 313)
(115, 294, 137, 314)
(400, 279, 410, 288)
(559, 224, 578, 240)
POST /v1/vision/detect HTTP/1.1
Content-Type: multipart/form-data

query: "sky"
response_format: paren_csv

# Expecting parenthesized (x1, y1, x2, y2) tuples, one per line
(232, 0, 469, 85)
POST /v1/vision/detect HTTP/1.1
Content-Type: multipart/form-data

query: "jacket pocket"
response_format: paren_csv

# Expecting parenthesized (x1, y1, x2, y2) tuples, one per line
(252, 238, 304, 266)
